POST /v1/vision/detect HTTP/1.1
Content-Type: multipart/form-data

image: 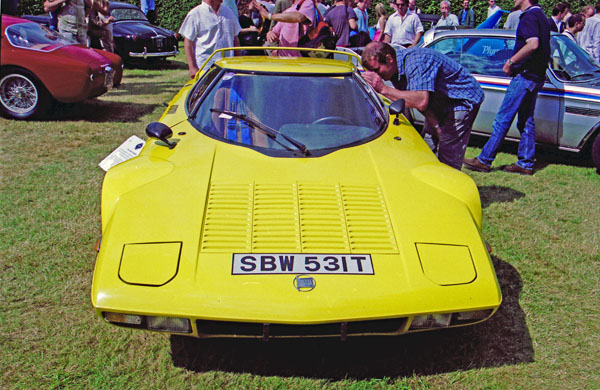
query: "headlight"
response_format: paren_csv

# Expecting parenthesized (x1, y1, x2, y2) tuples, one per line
(102, 312, 192, 333)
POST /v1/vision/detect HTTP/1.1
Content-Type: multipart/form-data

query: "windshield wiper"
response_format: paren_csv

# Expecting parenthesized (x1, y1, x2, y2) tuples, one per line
(210, 108, 310, 156)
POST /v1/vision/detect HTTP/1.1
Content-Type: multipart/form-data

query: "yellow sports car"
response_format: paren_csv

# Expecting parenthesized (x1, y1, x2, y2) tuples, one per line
(92, 48, 501, 340)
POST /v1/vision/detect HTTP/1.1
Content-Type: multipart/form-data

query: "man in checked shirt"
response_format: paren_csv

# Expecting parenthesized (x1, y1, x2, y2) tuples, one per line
(361, 41, 484, 171)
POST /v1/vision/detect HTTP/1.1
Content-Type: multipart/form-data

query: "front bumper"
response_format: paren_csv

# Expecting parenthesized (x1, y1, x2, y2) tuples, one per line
(129, 47, 179, 58)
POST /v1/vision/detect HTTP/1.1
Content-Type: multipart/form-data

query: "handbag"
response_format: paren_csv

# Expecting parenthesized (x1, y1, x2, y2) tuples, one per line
(297, 0, 337, 57)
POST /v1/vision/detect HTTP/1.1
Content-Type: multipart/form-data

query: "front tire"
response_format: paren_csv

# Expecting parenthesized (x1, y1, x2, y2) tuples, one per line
(592, 133, 600, 172)
(0, 69, 50, 120)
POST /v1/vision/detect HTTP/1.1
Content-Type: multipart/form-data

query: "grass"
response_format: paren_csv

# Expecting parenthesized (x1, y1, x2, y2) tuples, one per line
(1, 51, 599, 389)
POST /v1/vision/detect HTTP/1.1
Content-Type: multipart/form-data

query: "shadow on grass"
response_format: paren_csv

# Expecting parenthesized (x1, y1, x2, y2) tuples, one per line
(49, 98, 157, 122)
(479, 185, 526, 209)
(170, 256, 533, 379)
(110, 81, 186, 97)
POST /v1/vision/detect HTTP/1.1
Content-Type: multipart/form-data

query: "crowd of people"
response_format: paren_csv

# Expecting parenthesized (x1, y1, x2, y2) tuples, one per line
(5, 0, 598, 173)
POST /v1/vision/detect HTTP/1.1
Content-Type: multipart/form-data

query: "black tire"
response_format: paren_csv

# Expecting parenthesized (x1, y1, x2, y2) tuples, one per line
(592, 132, 600, 172)
(0, 69, 50, 120)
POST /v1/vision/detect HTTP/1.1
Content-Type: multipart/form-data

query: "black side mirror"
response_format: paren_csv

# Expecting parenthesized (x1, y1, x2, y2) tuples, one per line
(389, 99, 406, 126)
(146, 122, 176, 149)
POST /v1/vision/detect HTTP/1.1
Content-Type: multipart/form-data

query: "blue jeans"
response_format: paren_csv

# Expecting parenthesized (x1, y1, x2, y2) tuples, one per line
(478, 74, 543, 170)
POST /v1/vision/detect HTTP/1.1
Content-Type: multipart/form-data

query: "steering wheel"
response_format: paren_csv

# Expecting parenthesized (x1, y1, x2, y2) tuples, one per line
(311, 116, 354, 125)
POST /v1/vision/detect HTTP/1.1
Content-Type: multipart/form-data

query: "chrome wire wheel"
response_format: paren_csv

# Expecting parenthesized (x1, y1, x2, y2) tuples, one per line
(0, 73, 40, 118)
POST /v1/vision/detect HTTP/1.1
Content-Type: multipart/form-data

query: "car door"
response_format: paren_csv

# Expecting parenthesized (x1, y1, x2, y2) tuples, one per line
(425, 35, 560, 145)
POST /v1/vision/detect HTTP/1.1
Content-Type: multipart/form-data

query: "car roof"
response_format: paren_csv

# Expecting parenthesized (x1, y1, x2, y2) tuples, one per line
(109, 1, 140, 9)
(426, 28, 563, 40)
(213, 56, 357, 74)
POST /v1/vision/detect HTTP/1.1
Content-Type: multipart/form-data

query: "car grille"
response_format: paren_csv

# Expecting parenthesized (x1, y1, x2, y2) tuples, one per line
(200, 183, 399, 253)
(196, 318, 408, 338)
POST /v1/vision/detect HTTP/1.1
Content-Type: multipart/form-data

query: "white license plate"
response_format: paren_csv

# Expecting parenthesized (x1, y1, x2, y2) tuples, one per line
(232, 254, 374, 275)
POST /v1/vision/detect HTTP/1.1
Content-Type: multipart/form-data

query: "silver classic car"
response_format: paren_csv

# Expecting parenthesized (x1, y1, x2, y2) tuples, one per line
(418, 29, 600, 171)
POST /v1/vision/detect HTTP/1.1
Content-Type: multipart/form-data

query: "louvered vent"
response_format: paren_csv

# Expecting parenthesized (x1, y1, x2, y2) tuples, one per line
(565, 106, 600, 117)
(201, 183, 398, 253)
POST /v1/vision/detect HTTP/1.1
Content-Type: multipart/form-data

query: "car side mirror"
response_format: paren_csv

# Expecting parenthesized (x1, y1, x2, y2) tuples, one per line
(389, 99, 405, 126)
(146, 122, 176, 149)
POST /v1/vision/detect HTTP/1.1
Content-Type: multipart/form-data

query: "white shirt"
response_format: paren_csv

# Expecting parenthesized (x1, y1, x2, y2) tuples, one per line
(384, 12, 424, 46)
(503, 10, 522, 30)
(578, 14, 600, 61)
(487, 5, 501, 28)
(436, 14, 459, 27)
(562, 30, 576, 42)
(179, 3, 241, 69)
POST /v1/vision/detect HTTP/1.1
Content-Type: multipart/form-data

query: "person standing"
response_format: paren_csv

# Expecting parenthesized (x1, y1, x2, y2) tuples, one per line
(464, 0, 550, 175)
(361, 42, 484, 170)
(254, 0, 315, 55)
(324, 0, 358, 47)
(562, 13, 585, 41)
(547, 2, 570, 33)
(179, 0, 241, 78)
(436, 0, 459, 27)
(487, 0, 501, 28)
(407, 0, 420, 14)
(458, 0, 475, 27)
(384, 0, 423, 49)
(373, 3, 388, 41)
(578, 4, 600, 59)
(140, 0, 156, 24)
(351, 0, 372, 46)
(267, 0, 293, 30)
(504, 6, 522, 29)
(44, 0, 91, 44)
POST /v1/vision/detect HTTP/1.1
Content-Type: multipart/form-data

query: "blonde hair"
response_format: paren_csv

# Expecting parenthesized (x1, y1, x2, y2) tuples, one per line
(375, 3, 387, 17)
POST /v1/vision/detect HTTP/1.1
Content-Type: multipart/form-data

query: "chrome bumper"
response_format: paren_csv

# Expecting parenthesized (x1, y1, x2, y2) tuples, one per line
(129, 47, 179, 58)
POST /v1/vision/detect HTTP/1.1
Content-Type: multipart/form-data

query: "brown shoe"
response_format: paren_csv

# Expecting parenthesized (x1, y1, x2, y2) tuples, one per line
(463, 157, 491, 172)
(502, 163, 534, 175)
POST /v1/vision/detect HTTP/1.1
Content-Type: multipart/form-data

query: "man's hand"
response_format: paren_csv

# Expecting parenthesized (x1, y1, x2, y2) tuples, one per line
(362, 71, 386, 93)
(266, 31, 279, 43)
(503, 59, 512, 76)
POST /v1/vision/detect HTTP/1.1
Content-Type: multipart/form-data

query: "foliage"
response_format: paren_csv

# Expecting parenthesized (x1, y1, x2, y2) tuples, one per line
(13, 0, 597, 32)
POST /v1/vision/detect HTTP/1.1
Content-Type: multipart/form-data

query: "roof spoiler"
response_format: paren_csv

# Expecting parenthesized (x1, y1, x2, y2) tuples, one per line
(196, 46, 363, 78)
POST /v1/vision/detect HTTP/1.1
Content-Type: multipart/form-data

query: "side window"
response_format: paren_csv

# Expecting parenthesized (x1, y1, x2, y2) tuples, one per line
(461, 37, 515, 76)
(429, 37, 515, 77)
(186, 66, 222, 113)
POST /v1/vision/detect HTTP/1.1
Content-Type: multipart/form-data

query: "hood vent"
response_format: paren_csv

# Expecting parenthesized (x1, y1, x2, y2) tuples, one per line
(200, 183, 398, 254)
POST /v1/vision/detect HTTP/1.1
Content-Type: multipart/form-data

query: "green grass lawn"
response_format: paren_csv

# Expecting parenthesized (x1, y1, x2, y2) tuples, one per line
(1, 52, 599, 389)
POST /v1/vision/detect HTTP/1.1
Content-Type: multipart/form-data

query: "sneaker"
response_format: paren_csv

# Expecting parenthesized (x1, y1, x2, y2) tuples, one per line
(502, 163, 534, 175)
(463, 157, 491, 172)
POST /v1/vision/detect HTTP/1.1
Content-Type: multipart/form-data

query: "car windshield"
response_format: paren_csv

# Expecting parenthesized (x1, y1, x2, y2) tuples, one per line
(549, 35, 600, 82)
(5, 22, 71, 51)
(111, 8, 148, 21)
(188, 70, 386, 157)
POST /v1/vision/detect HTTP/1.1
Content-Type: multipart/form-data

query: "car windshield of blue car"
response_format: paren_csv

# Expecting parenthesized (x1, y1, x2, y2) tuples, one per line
(111, 8, 148, 22)
(6, 23, 71, 51)
(189, 71, 386, 157)
(549, 35, 600, 82)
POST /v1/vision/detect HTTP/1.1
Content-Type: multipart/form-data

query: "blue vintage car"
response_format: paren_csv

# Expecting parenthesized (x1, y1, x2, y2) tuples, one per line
(418, 29, 600, 171)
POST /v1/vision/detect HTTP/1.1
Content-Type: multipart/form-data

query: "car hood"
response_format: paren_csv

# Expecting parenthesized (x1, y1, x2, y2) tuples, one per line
(52, 45, 112, 66)
(93, 127, 498, 322)
(113, 21, 174, 37)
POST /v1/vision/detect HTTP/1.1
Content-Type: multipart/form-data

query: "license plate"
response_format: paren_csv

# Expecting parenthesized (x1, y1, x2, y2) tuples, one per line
(232, 254, 374, 275)
(104, 70, 114, 88)
(154, 36, 164, 49)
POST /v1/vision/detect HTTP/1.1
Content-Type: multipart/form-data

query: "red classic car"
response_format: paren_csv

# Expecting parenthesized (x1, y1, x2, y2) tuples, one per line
(0, 15, 123, 119)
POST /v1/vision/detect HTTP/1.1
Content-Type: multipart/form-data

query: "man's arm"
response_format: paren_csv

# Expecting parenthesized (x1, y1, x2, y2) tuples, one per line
(183, 37, 198, 79)
(409, 31, 422, 47)
(504, 37, 538, 75)
(44, 0, 66, 13)
(362, 71, 429, 111)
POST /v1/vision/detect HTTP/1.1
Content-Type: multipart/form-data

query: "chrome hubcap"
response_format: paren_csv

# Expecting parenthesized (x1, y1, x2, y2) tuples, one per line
(0, 74, 39, 114)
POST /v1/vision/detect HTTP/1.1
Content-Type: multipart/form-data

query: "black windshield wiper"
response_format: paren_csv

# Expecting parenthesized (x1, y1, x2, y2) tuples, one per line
(210, 108, 310, 156)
